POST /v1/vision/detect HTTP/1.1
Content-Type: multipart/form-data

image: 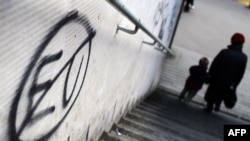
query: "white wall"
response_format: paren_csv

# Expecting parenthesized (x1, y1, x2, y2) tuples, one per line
(0, 0, 182, 140)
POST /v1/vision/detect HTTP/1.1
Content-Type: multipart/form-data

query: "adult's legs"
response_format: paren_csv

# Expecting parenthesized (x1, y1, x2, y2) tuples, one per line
(185, 0, 195, 11)
(214, 99, 223, 111)
(189, 0, 195, 9)
(184, 0, 191, 12)
(204, 101, 214, 113)
(190, 0, 194, 5)
(204, 83, 219, 113)
(205, 100, 222, 113)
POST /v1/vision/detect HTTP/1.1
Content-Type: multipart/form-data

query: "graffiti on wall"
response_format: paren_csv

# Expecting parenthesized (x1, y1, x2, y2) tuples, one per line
(8, 10, 96, 141)
(153, 1, 170, 40)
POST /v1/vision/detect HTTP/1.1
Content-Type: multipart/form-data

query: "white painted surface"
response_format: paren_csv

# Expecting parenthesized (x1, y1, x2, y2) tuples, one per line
(0, 0, 182, 140)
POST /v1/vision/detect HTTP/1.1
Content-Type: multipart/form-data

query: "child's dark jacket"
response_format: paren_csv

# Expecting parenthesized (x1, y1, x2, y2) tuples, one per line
(185, 65, 210, 90)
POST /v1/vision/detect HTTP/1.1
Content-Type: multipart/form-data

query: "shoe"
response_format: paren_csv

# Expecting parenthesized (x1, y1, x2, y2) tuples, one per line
(179, 98, 184, 102)
(214, 106, 220, 112)
(184, 6, 189, 12)
(189, 4, 195, 10)
(203, 108, 212, 113)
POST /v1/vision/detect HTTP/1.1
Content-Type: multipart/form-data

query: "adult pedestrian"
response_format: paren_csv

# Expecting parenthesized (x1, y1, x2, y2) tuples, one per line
(184, 0, 195, 12)
(204, 33, 248, 113)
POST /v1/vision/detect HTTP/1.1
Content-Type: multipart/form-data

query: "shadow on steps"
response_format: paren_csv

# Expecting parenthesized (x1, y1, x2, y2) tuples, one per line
(99, 89, 249, 141)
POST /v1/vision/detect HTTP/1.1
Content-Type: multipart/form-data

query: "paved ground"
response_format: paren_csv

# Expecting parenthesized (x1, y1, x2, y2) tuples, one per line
(159, 0, 250, 120)
(174, 0, 250, 65)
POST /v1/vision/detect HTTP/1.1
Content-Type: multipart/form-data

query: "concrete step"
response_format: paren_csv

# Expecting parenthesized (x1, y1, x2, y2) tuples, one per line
(159, 46, 250, 121)
(100, 130, 139, 141)
(135, 103, 222, 138)
(112, 124, 155, 141)
(147, 90, 249, 123)
(98, 90, 249, 141)
(125, 110, 204, 141)
(126, 109, 216, 141)
(119, 116, 183, 141)
(141, 99, 216, 127)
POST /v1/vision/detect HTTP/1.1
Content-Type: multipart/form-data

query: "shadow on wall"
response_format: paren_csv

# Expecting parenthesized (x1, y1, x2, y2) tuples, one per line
(8, 10, 96, 141)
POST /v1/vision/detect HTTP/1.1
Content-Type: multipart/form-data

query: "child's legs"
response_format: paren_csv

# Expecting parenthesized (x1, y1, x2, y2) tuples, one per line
(179, 86, 188, 99)
(185, 90, 198, 102)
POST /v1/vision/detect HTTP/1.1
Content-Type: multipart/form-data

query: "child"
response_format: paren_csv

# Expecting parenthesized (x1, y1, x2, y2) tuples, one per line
(179, 57, 210, 102)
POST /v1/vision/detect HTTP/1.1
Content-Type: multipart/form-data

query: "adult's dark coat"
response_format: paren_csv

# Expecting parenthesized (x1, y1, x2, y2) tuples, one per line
(205, 45, 248, 103)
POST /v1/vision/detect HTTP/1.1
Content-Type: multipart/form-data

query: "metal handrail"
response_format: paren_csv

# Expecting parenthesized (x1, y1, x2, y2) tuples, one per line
(106, 0, 174, 55)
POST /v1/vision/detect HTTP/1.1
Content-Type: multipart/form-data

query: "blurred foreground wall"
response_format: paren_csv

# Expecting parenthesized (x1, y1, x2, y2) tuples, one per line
(0, 0, 182, 140)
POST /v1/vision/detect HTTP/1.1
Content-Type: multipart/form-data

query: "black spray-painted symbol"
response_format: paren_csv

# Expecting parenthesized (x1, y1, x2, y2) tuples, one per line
(8, 10, 96, 141)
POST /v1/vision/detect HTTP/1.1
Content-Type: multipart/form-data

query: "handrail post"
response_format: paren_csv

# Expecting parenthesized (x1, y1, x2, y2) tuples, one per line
(142, 40, 156, 46)
(106, 0, 174, 55)
(116, 25, 139, 34)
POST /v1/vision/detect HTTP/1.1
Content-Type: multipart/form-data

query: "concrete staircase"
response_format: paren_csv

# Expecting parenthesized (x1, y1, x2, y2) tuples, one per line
(98, 89, 249, 141)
